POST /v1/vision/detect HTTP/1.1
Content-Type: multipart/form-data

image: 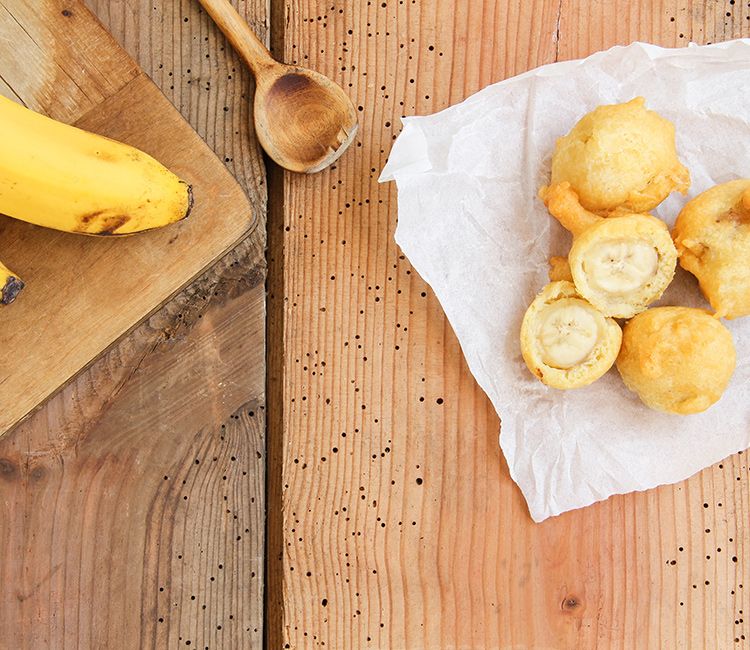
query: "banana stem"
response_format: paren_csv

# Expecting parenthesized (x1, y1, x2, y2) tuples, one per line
(1, 261, 24, 305)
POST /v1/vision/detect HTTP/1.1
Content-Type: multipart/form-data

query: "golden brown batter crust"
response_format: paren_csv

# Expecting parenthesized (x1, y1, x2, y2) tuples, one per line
(673, 179, 750, 319)
(545, 97, 690, 216)
(616, 307, 736, 414)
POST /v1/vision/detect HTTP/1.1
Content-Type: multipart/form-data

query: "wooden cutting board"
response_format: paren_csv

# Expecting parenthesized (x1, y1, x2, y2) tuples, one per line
(0, 0, 255, 435)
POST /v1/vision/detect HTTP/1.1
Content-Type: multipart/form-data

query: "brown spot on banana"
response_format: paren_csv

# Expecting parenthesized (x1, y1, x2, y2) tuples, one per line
(70, 213, 127, 235)
(73, 184, 192, 236)
(80, 210, 104, 224)
(95, 215, 131, 236)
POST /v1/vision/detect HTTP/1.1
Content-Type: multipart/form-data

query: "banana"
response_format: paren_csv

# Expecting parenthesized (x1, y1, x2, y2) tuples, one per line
(583, 239, 658, 294)
(0, 261, 24, 305)
(538, 298, 600, 369)
(0, 95, 192, 236)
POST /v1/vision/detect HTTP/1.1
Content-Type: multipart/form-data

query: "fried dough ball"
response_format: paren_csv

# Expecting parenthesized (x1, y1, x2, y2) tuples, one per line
(540, 183, 677, 318)
(544, 97, 690, 216)
(616, 307, 736, 414)
(673, 179, 750, 319)
(520, 281, 622, 389)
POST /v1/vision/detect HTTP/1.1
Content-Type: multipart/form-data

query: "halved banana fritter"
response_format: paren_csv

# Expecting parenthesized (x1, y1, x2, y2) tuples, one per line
(520, 281, 622, 389)
(673, 179, 750, 319)
(544, 97, 690, 216)
(541, 182, 677, 318)
(616, 307, 736, 414)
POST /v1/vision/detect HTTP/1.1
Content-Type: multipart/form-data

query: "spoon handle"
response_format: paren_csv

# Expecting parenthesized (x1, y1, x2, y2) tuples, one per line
(197, 0, 274, 76)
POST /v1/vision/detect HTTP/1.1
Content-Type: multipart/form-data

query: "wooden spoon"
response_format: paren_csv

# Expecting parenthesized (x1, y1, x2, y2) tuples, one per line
(197, 0, 358, 173)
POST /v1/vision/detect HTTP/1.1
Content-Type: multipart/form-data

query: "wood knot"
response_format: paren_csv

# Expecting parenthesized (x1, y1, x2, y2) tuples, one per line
(0, 458, 18, 481)
(29, 465, 46, 482)
(561, 595, 582, 612)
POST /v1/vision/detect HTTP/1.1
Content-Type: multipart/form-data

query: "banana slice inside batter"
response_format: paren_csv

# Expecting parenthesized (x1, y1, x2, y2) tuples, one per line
(538, 298, 600, 369)
(571, 217, 675, 318)
(583, 239, 659, 294)
(521, 281, 622, 389)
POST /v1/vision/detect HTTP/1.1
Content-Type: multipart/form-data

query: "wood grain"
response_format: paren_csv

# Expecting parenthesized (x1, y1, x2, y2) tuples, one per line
(0, 0, 257, 436)
(0, 0, 267, 647)
(0, 239, 266, 649)
(269, 1, 750, 647)
(0, 0, 138, 122)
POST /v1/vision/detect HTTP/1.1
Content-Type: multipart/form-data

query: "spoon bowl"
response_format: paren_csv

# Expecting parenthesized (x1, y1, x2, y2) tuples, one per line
(255, 66, 358, 174)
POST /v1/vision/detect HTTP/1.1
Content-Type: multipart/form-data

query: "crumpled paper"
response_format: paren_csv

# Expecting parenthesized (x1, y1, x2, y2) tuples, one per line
(380, 40, 750, 522)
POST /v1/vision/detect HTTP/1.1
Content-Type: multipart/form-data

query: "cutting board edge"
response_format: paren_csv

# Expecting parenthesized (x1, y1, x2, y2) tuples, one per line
(2, 220, 260, 439)
(0, 70, 262, 438)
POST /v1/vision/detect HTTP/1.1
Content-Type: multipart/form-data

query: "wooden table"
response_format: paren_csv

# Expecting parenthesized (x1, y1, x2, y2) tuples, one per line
(2, 1, 749, 648)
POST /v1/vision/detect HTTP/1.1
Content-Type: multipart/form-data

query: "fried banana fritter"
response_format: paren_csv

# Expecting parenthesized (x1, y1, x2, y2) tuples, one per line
(616, 307, 735, 414)
(520, 281, 622, 389)
(540, 183, 677, 318)
(545, 97, 690, 216)
(673, 179, 750, 319)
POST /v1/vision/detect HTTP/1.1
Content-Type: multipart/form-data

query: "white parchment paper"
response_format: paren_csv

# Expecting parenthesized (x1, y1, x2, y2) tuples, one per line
(380, 40, 750, 522)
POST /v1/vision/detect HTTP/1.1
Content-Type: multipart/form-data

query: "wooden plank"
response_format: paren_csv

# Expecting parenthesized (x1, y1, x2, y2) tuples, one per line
(0, 0, 138, 122)
(0, 0, 267, 646)
(269, 0, 750, 647)
(0, 0, 257, 436)
(0, 241, 266, 649)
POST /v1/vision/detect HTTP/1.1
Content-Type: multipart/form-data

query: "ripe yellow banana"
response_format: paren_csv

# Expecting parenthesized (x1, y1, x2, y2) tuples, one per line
(0, 261, 24, 305)
(0, 95, 192, 236)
